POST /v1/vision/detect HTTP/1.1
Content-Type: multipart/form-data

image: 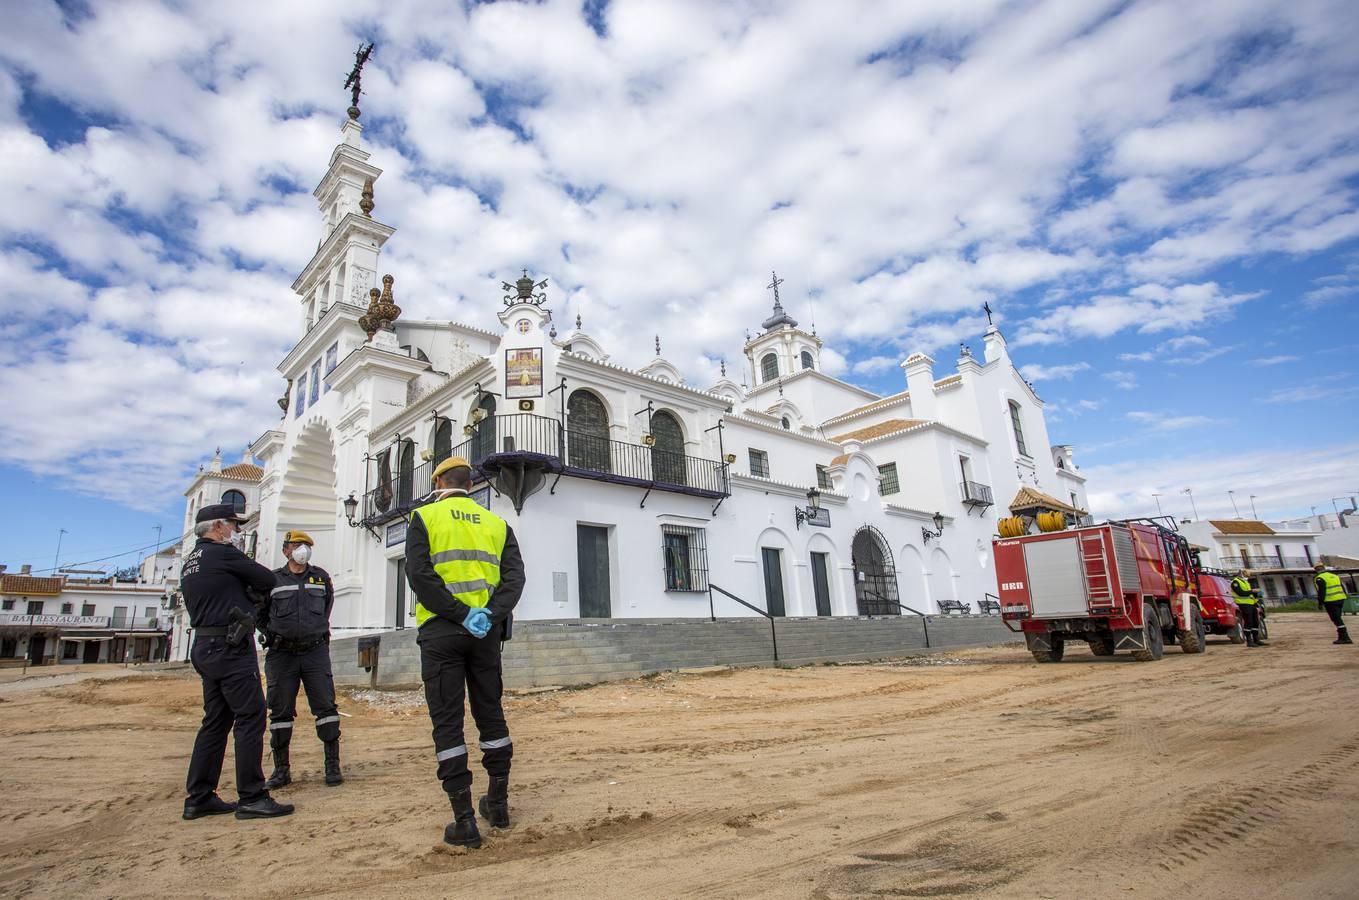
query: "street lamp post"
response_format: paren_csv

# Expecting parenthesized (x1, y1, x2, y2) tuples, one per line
(1228, 490, 1241, 518)
(1249, 495, 1259, 519)
(1151, 492, 1164, 517)
(1182, 488, 1200, 521)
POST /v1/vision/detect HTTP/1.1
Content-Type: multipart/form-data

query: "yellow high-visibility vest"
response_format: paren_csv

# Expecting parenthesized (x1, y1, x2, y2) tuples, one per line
(411, 495, 507, 628)
(1316, 571, 1346, 603)
(1231, 577, 1257, 605)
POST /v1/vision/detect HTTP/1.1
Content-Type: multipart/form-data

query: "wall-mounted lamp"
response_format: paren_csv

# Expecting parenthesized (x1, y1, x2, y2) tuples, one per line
(795, 488, 823, 529)
(921, 510, 946, 544)
(343, 492, 360, 526)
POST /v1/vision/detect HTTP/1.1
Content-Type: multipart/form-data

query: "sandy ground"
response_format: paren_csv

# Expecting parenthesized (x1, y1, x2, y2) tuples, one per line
(1, 613, 1356, 899)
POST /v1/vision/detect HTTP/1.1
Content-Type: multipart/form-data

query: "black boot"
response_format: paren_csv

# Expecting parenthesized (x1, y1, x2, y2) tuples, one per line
(324, 740, 343, 786)
(444, 788, 482, 848)
(1337, 629, 1353, 645)
(265, 744, 291, 790)
(479, 775, 510, 828)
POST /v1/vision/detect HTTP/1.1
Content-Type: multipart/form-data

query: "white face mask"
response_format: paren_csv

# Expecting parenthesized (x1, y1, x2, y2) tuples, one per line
(290, 545, 312, 564)
(228, 530, 246, 550)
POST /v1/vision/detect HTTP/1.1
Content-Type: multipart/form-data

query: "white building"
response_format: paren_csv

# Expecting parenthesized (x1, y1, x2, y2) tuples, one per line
(0, 569, 171, 665)
(185, 106, 1091, 635)
(1177, 519, 1350, 602)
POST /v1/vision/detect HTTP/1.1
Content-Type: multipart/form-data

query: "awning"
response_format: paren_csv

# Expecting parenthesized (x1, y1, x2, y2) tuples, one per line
(1009, 486, 1086, 515)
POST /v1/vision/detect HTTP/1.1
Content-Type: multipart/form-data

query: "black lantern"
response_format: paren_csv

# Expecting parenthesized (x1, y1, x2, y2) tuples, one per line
(795, 488, 823, 529)
(922, 510, 945, 544)
(343, 492, 360, 526)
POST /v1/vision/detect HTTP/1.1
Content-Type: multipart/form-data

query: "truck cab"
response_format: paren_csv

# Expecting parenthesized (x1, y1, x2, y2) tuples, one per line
(1195, 570, 1244, 644)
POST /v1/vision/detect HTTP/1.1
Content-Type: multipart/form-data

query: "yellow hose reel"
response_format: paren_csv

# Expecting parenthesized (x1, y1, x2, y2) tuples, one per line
(998, 516, 1027, 538)
(1037, 511, 1067, 533)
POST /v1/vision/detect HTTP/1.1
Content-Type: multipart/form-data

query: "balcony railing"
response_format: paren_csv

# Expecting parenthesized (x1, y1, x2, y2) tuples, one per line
(359, 414, 730, 524)
(110, 616, 162, 630)
(959, 480, 993, 507)
(1219, 555, 1315, 570)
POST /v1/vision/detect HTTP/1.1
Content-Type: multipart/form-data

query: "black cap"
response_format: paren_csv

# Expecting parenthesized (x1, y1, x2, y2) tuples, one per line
(196, 503, 247, 524)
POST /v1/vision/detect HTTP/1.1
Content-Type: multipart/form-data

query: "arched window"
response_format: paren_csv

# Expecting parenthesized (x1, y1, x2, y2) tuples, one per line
(760, 353, 779, 383)
(651, 410, 686, 486)
(800, 350, 814, 370)
(780, 416, 791, 430)
(397, 440, 415, 504)
(852, 527, 900, 616)
(471, 394, 496, 463)
(1008, 400, 1029, 457)
(375, 449, 393, 512)
(221, 490, 246, 516)
(567, 390, 611, 472)
(432, 418, 452, 466)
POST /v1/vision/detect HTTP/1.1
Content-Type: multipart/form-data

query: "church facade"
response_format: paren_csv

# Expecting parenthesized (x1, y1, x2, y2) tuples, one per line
(201, 111, 1090, 633)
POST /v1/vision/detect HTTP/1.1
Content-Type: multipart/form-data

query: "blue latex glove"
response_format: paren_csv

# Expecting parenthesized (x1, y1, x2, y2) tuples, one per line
(463, 607, 492, 639)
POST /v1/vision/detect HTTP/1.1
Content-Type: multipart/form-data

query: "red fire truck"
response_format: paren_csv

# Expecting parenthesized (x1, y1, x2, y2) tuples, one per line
(993, 518, 1207, 662)
(1195, 568, 1245, 644)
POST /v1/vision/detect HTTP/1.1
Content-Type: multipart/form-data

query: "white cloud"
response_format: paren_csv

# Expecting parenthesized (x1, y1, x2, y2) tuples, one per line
(1253, 355, 1298, 366)
(1262, 375, 1359, 404)
(852, 355, 900, 375)
(1020, 361, 1090, 382)
(1104, 370, 1138, 390)
(1126, 410, 1216, 431)
(1015, 282, 1257, 346)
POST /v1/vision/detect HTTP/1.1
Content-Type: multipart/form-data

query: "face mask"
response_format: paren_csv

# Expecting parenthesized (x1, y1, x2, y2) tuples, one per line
(290, 545, 312, 564)
(228, 530, 246, 550)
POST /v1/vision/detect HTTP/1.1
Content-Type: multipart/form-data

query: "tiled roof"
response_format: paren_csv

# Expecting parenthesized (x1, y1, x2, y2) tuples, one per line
(830, 418, 928, 443)
(1, 575, 64, 596)
(220, 463, 264, 481)
(828, 454, 851, 467)
(1009, 486, 1086, 515)
(1209, 520, 1275, 535)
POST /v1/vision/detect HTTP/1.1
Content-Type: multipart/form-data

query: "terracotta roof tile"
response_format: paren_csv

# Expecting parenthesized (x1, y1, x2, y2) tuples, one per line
(830, 418, 928, 443)
(1208, 519, 1275, 535)
(828, 454, 851, 467)
(1009, 486, 1086, 515)
(220, 463, 264, 481)
(1, 575, 64, 596)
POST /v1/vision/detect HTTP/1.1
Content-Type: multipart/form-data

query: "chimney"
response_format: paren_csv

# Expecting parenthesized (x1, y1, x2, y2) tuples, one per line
(20, 564, 32, 575)
(902, 353, 937, 420)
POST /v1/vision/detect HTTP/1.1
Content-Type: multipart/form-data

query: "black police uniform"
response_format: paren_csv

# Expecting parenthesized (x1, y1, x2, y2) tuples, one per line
(260, 563, 341, 786)
(181, 530, 278, 810)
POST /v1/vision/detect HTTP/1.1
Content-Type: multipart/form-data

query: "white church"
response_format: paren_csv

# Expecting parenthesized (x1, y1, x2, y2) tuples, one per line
(177, 105, 1090, 639)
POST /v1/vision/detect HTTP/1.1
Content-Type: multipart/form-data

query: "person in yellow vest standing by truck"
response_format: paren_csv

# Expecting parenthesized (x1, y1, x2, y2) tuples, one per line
(405, 456, 526, 849)
(1314, 563, 1352, 645)
(1231, 572, 1266, 647)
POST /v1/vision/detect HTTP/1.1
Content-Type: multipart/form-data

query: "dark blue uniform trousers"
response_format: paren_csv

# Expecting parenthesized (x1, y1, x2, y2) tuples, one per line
(265, 643, 341, 747)
(418, 623, 512, 793)
(185, 637, 267, 804)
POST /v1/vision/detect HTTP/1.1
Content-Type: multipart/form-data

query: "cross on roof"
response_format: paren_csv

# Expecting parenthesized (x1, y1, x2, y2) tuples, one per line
(983, 301, 993, 325)
(767, 271, 785, 306)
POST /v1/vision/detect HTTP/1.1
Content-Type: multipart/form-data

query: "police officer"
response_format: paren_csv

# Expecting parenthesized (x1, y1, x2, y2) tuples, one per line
(181, 504, 294, 821)
(1231, 571, 1266, 647)
(1313, 563, 1352, 645)
(405, 456, 525, 849)
(260, 530, 343, 789)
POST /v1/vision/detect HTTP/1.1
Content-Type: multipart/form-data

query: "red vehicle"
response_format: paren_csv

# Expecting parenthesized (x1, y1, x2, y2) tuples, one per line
(1194, 569, 1245, 644)
(993, 517, 1207, 662)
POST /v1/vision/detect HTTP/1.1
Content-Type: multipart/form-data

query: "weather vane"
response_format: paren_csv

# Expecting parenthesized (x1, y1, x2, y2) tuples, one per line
(344, 42, 375, 120)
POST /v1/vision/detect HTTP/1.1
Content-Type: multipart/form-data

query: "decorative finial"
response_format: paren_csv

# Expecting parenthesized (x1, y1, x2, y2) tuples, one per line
(343, 42, 375, 120)
(720, 358, 726, 377)
(761, 271, 799, 331)
(655, 335, 661, 356)
(767, 270, 784, 307)
(549, 321, 558, 339)
(983, 301, 994, 326)
(778, 379, 784, 398)
(359, 177, 374, 216)
(277, 378, 292, 414)
(575, 312, 582, 330)
(960, 342, 972, 358)
(358, 275, 402, 340)
(501, 271, 548, 306)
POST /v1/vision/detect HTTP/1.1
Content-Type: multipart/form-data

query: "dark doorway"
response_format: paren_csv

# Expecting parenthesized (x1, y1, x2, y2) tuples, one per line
(761, 547, 786, 617)
(811, 552, 832, 616)
(852, 526, 900, 615)
(577, 525, 612, 618)
(567, 389, 611, 472)
(397, 439, 415, 504)
(28, 636, 45, 665)
(472, 395, 497, 463)
(83, 641, 101, 663)
(650, 410, 687, 486)
(394, 557, 407, 629)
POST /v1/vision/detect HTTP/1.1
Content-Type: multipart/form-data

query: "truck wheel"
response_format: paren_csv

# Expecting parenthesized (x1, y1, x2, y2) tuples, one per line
(1089, 637, 1115, 656)
(1258, 614, 1269, 641)
(1227, 620, 1245, 645)
(1179, 608, 1206, 654)
(1032, 638, 1065, 663)
(1132, 603, 1164, 662)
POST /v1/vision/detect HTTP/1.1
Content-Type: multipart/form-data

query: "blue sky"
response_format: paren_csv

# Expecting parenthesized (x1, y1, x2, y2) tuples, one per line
(1, 0, 1357, 575)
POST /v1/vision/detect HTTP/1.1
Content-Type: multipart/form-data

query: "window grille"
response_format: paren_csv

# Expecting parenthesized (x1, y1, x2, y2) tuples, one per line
(662, 525, 709, 592)
(749, 448, 770, 478)
(816, 464, 831, 490)
(877, 462, 900, 495)
(800, 350, 814, 370)
(1008, 401, 1028, 457)
(61, 603, 73, 614)
(760, 353, 779, 382)
(295, 373, 307, 417)
(1, 600, 14, 611)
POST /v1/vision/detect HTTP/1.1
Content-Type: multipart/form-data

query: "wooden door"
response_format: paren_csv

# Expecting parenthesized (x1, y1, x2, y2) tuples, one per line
(577, 525, 612, 618)
(762, 547, 786, 617)
(810, 552, 832, 617)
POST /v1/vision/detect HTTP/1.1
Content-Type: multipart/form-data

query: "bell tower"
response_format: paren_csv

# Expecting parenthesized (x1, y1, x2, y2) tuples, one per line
(742, 271, 823, 387)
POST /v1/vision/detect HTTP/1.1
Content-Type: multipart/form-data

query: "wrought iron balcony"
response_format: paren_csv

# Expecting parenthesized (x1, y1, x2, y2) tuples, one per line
(959, 480, 993, 507)
(1219, 555, 1315, 571)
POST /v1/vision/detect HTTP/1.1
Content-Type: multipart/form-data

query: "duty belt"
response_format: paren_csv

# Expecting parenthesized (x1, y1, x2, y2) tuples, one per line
(270, 634, 326, 653)
(194, 626, 229, 636)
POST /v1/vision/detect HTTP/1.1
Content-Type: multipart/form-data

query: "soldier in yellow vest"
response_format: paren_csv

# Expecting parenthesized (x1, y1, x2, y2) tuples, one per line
(1314, 563, 1352, 645)
(1231, 572, 1266, 647)
(405, 456, 525, 849)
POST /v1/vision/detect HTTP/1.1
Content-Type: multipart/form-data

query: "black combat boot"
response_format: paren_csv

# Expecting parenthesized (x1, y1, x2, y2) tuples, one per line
(265, 744, 291, 790)
(324, 740, 343, 786)
(479, 775, 510, 828)
(444, 788, 482, 849)
(1336, 628, 1353, 645)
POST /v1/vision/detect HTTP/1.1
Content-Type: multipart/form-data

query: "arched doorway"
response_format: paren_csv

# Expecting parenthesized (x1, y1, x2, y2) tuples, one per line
(567, 389, 611, 472)
(277, 423, 339, 573)
(930, 548, 961, 613)
(471, 394, 496, 463)
(852, 526, 900, 615)
(651, 409, 686, 486)
(432, 417, 452, 465)
(396, 439, 415, 505)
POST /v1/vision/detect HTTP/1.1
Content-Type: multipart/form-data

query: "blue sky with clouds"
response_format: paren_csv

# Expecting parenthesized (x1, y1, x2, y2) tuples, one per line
(2, 0, 1357, 574)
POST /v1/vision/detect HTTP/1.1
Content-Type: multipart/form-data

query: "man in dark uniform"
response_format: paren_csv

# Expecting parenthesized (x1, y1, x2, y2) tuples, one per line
(406, 456, 525, 849)
(260, 530, 343, 789)
(181, 504, 294, 821)
(1231, 571, 1266, 647)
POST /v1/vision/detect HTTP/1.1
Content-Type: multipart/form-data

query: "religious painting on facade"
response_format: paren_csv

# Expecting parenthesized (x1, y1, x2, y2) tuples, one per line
(505, 348, 543, 398)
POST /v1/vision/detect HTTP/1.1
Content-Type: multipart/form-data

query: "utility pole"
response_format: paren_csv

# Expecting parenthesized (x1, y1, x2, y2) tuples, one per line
(1249, 495, 1259, 519)
(1151, 493, 1164, 517)
(53, 528, 68, 574)
(1182, 487, 1200, 521)
(1228, 490, 1241, 518)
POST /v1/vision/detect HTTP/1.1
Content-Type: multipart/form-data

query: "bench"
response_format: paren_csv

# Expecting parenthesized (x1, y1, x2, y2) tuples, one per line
(977, 598, 1001, 616)
(937, 598, 971, 615)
